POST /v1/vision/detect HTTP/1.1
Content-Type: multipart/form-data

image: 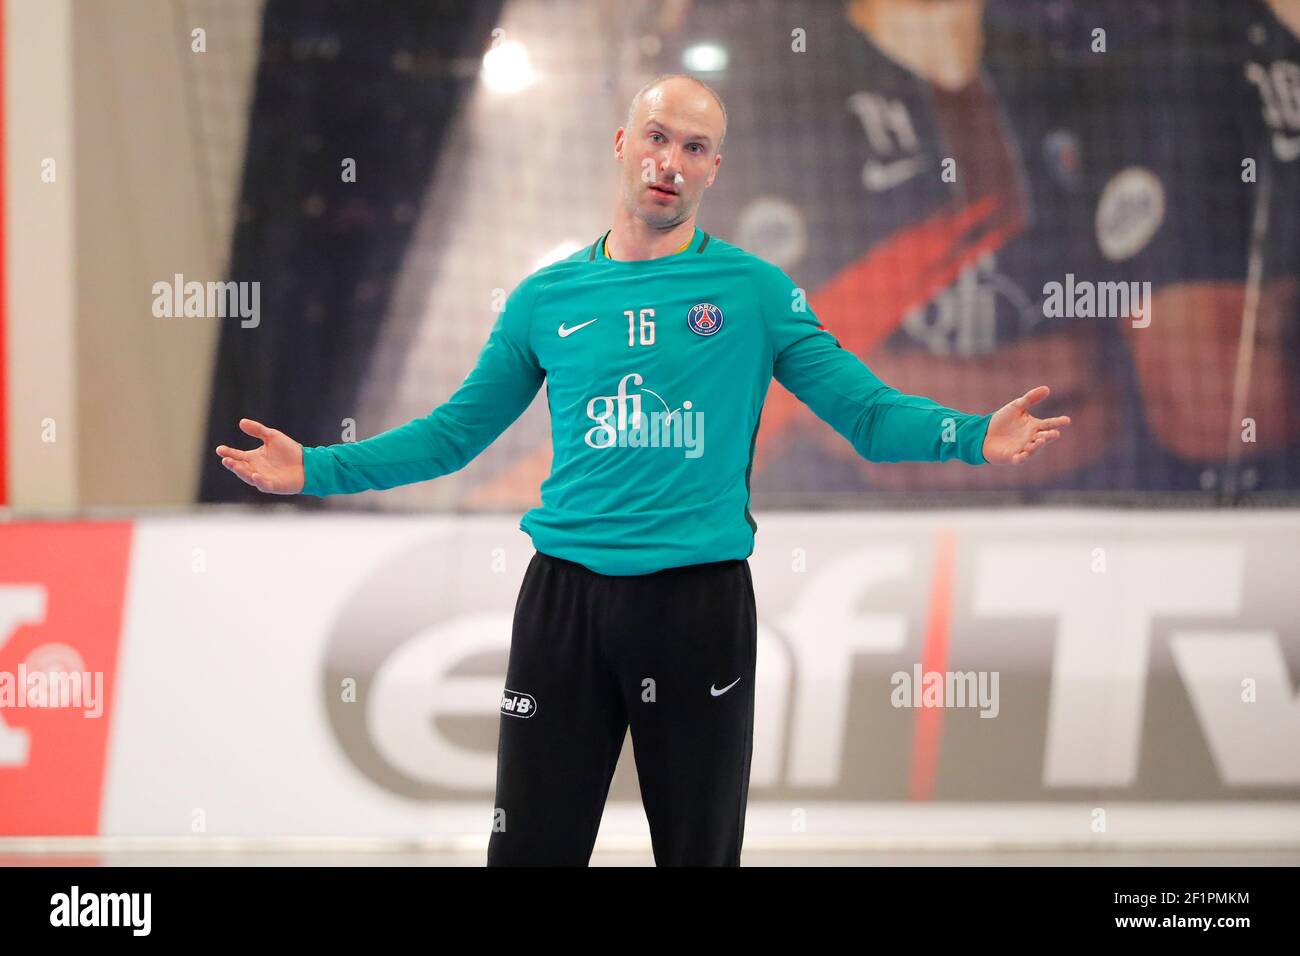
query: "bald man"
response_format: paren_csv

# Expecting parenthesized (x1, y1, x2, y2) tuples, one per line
(216, 73, 1070, 866)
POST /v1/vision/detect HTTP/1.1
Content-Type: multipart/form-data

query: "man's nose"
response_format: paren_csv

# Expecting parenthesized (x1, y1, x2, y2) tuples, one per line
(660, 145, 682, 176)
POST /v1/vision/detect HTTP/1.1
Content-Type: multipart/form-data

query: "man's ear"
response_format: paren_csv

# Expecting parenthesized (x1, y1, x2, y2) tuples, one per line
(614, 126, 626, 161)
(705, 151, 722, 187)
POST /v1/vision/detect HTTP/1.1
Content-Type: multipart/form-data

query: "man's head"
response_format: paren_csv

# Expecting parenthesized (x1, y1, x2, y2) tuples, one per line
(614, 73, 726, 229)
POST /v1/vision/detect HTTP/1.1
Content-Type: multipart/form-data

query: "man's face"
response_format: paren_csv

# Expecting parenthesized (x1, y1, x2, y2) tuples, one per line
(615, 80, 724, 229)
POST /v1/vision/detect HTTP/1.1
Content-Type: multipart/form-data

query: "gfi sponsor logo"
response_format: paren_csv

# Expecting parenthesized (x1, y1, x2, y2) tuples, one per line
(584, 372, 704, 459)
(900, 253, 1042, 358)
(500, 689, 536, 718)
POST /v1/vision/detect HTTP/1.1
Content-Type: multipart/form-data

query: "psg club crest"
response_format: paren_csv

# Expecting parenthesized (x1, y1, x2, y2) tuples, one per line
(687, 302, 724, 336)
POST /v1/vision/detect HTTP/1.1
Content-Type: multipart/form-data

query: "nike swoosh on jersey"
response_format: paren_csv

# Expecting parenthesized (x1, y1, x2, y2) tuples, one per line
(558, 318, 599, 337)
(710, 678, 742, 697)
(861, 156, 926, 192)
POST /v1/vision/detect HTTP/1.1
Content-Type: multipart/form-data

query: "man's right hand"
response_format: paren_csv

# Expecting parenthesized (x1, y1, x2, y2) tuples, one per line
(215, 418, 305, 495)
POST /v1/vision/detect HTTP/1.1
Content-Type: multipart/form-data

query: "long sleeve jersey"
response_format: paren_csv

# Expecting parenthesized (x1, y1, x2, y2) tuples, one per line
(301, 226, 992, 574)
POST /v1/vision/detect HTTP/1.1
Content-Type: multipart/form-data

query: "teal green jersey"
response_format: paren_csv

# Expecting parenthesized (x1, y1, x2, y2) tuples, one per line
(301, 226, 992, 574)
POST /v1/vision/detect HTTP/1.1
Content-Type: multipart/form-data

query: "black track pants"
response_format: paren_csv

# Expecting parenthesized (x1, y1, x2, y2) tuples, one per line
(486, 550, 757, 866)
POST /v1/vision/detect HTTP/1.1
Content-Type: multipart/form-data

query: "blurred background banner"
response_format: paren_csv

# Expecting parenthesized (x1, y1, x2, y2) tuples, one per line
(2, 0, 1298, 856)
(2, 512, 1297, 839)
(6, 0, 1295, 511)
(175, 0, 1298, 510)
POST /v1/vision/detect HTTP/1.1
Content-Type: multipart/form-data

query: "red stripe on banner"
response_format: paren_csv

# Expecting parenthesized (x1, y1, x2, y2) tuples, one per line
(0, 523, 135, 835)
(909, 530, 957, 801)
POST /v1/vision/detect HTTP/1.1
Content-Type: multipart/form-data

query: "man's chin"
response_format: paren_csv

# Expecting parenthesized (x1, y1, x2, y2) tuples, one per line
(636, 202, 691, 230)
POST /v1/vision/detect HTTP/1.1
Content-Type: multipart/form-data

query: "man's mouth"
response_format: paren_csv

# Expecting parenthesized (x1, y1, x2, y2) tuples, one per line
(648, 183, 678, 196)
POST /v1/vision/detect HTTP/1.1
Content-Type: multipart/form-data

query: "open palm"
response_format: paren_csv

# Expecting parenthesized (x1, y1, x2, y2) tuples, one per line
(982, 385, 1071, 465)
(215, 418, 305, 494)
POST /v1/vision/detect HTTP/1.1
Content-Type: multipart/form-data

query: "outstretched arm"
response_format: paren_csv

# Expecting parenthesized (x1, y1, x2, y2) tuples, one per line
(763, 263, 1068, 466)
(215, 281, 545, 496)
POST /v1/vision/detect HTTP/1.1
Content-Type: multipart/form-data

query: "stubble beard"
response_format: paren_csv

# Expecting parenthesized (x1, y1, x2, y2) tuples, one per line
(624, 180, 694, 231)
